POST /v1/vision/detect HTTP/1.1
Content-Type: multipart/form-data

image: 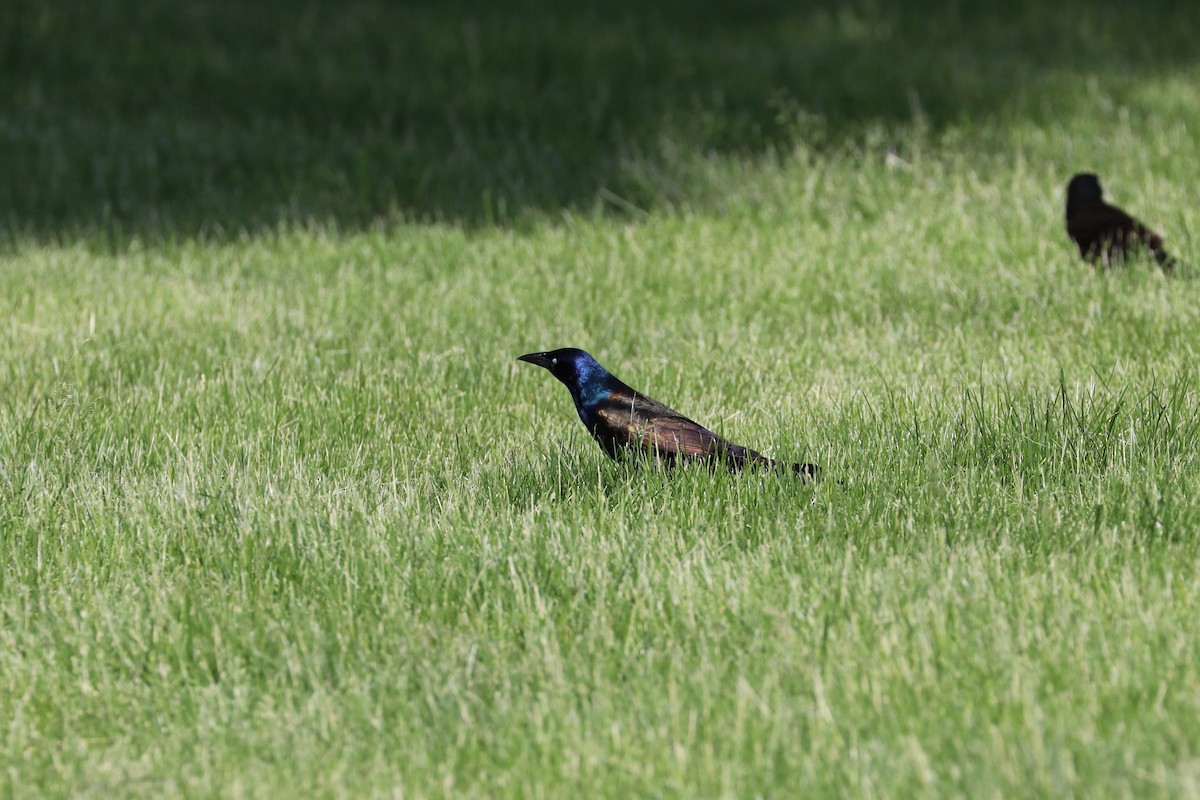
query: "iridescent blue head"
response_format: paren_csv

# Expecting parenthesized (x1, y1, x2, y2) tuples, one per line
(517, 347, 615, 415)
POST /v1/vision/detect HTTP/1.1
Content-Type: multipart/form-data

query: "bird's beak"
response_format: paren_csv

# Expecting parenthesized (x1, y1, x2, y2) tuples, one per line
(517, 352, 552, 369)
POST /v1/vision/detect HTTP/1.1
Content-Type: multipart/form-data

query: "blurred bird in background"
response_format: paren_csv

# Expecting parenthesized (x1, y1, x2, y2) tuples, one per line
(1065, 173, 1182, 274)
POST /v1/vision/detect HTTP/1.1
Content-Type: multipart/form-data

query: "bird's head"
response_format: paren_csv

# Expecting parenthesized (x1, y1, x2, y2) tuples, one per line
(1067, 173, 1103, 208)
(517, 348, 605, 389)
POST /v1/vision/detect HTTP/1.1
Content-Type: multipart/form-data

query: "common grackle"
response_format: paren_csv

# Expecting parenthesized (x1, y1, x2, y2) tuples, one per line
(518, 348, 819, 478)
(1065, 173, 1180, 274)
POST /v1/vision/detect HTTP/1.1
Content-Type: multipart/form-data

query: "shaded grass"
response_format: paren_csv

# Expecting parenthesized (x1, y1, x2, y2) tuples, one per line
(2, 0, 1198, 236)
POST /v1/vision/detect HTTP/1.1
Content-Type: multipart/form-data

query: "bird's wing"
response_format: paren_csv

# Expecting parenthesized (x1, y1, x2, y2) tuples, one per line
(646, 417, 776, 471)
(1068, 202, 1137, 243)
(594, 393, 769, 468)
(594, 391, 712, 449)
(642, 415, 726, 458)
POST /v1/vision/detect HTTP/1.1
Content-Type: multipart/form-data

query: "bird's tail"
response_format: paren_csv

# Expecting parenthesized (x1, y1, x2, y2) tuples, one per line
(792, 461, 821, 481)
(729, 446, 820, 481)
(1142, 228, 1181, 276)
(1152, 246, 1183, 276)
(750, 452, 822, 481)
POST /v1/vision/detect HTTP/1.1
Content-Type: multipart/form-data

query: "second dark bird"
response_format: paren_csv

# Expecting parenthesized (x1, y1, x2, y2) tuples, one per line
(518, 348, 819, 479)
(1065, 173, 1181, 274)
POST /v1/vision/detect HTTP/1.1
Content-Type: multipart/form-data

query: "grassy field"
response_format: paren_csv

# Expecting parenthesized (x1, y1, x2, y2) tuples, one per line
(3, 0, 1200, 796)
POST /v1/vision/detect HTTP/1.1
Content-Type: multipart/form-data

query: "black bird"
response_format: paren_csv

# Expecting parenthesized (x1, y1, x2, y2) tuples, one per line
(518, 348, 819, 478)
(1065, 173, 1180, 274)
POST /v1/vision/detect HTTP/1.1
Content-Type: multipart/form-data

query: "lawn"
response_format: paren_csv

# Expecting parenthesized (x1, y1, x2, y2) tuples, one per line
(2, 0, 1200, 797)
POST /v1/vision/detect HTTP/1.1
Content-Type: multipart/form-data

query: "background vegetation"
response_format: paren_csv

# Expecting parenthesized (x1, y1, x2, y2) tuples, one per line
(2, 0, 1199, 796)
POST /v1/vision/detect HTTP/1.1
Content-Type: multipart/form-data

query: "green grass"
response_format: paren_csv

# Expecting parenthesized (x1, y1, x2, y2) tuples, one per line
(4, 0, 1200, 797)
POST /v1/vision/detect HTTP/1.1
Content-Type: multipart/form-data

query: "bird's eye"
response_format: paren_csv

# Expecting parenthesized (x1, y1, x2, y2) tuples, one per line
(551, 358, 558, 365)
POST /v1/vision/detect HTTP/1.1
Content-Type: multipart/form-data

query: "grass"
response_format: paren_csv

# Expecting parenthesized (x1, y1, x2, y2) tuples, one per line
(3, 0, 1200, 796)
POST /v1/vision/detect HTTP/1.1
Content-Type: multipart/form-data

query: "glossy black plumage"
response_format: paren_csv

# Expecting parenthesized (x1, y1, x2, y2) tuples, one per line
(518, 348, 819, 479)
(1065, 173, 1179, 274)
